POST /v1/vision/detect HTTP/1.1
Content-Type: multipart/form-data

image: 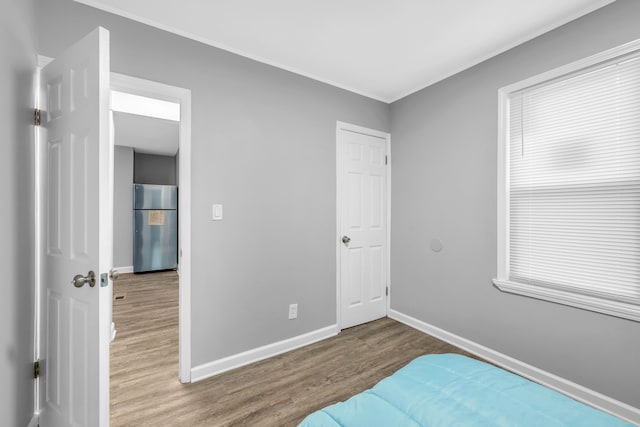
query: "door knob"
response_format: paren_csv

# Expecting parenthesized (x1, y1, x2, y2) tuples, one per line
(342, 235, 351, 245)
(109, 269, 120, 281)
(72, 271, 96, 288)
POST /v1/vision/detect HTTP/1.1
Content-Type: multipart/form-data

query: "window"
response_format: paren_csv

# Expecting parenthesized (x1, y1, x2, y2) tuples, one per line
(494, 40, 640, 321)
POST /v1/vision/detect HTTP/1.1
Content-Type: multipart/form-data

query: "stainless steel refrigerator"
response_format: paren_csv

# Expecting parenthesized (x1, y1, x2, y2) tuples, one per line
(133, 184, 178, 273)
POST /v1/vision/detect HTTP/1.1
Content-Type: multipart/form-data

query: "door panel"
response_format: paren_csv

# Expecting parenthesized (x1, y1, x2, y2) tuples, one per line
(70, 133, 90, 259)
(339, 125, 389, 329)
(69, 299, 89, 425)
(47, 140, 63, 255)
(347, 247, 364, 307)
(370, 245, 384, 300)
(347, 173, 363, 229)
(39, 27, 111, 427)
(46, 291, 62, 411)
(370, 174, 384, 229)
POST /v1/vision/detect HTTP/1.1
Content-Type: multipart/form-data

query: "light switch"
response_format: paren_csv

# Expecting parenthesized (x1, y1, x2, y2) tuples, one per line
(212, 204, 223, 220)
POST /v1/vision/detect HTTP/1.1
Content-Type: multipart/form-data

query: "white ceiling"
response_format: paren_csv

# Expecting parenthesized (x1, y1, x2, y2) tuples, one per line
(76, 0, 614, 103)
(113, 112, 179, 156)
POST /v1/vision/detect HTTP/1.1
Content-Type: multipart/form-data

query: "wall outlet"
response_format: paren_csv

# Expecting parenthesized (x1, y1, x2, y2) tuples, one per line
(288, 303, 298, 319)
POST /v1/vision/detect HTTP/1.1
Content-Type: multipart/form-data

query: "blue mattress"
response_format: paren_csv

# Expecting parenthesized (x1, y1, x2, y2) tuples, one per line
(299, 353, 633, 427)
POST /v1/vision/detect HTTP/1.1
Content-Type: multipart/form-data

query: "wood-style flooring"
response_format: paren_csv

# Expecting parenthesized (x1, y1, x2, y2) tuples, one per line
(110, 272, 475, 426)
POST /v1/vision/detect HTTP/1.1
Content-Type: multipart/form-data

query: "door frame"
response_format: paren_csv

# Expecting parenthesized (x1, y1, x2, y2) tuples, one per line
(110, 72, 192, 382)
(34, 55, 48, 419)
(335, 121, 391, 330)
(34, 61, 193, 393)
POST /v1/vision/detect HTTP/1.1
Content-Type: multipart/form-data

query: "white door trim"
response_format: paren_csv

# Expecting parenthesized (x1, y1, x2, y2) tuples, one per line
(336, 121, 391, 330)
(34, 57, 44, 418)
(34, 54, 53, 418)
(109, 73, 192, 383)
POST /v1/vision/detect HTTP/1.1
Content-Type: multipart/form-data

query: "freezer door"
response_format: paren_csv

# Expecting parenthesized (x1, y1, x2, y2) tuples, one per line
(133, 184, 178, 210)
(133, 209, 178, 272)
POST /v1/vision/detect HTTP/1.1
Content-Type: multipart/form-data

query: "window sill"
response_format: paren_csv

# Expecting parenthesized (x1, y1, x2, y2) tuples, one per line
(492, 279, 640, 322)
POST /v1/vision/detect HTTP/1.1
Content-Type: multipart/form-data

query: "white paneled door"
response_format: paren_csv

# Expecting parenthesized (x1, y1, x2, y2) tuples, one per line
(338, 123, 389, 329)
(39, 28, 112, 427)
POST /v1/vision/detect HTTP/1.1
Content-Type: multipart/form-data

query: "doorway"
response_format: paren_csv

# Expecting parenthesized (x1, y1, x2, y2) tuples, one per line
(336, 121, 391, 330)
(34, 31, 192, 425)
(110, 73, 192, 383)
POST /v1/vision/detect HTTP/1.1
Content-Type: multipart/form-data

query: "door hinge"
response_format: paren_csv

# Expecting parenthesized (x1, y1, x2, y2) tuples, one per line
(33, 360, 40, 379)
(385, 155, 388, 165)
(386, 286, 389, 296)
(34, 109, 41, 126)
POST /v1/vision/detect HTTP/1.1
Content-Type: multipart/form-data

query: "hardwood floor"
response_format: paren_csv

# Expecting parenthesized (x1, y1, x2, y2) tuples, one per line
(111, 272, 475, 426)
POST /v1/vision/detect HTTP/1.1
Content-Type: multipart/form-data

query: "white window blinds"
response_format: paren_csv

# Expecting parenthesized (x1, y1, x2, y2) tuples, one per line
(507, 53, 640, 308)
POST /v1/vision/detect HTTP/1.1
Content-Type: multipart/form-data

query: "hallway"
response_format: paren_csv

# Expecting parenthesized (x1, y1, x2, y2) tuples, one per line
(110, 271, 179, 425)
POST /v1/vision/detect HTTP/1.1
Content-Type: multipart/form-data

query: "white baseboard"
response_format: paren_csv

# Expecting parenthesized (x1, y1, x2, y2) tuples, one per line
(27, 413, 38, 427)
(114, 265, 133, 274)
(191, 325, 338, 383)
(388, 309, 640, 425)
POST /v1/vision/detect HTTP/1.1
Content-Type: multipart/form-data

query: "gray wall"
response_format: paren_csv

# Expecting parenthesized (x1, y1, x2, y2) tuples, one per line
(134, 152, 177, 185)
(390, 0, 640, 409)
(37, 0, 639, 411)
(37, 0, 389, 365)
(114, 146, 134, 268)
(0, 0, 37, 424)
